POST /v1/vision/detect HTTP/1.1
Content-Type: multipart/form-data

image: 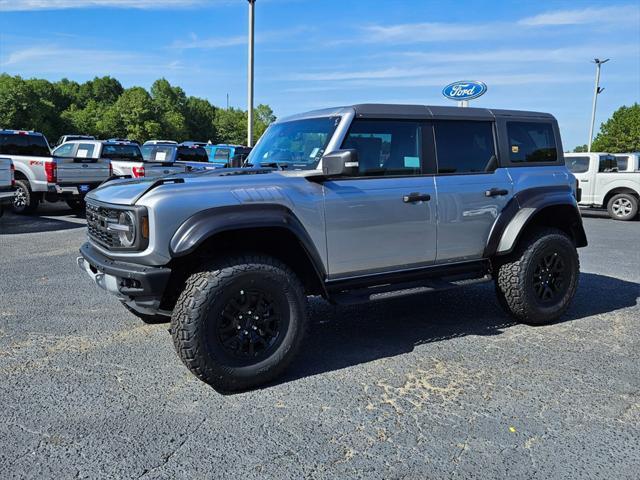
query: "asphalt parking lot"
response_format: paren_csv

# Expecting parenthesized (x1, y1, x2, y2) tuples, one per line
(1, 204, 638, 479)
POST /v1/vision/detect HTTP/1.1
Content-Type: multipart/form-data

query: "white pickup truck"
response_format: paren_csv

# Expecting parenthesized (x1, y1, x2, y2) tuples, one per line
(1, 130, 111, 213)
(566, 152, 640, 220)
(0, 157, 15, 217)
(57, 140, 187, 180)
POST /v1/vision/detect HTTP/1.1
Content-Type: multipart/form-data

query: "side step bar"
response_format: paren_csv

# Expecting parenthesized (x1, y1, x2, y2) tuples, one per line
(329, 274, 492, 305)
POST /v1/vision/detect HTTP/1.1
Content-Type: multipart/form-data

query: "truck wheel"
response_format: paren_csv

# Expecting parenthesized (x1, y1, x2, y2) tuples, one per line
(171, 255, 307, 392)
(120, 301, 169, 324)
(607, 193, 638, 221)
(12, 180, 39, 214)
(495, 228, 579, 325)
(66, 198, 86, 213)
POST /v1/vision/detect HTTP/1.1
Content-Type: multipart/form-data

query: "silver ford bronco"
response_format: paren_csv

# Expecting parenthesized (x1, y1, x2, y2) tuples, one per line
(78, 104, 587, 392)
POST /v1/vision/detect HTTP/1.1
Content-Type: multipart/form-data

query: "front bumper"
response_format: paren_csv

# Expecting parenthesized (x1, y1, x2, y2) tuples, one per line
(78, 242, 172, 314)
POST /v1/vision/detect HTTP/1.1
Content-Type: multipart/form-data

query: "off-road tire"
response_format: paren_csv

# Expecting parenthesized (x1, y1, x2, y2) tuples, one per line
(495, 228, 579, 325)
(66, 197, 86, 213)
(171, 254, 308, 393)
(121, 301, 170, 324)
(607, 193, 638, 221)
(12, 179, 39, 214)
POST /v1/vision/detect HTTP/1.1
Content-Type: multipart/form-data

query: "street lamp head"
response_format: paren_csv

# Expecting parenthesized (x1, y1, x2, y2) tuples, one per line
(592, 58, 610, 64)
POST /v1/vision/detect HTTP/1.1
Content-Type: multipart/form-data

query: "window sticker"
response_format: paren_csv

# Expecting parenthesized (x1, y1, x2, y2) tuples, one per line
(309, 147, 320, 158)
(77, 149, 89, 158)
(404, 156, 420, 168)
(511, 145, 519, 153)
(156, 151, 167, 161)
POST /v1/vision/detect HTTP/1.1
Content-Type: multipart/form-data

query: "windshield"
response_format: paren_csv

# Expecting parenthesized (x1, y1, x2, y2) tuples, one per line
(102, 144, 143, 161)
(141, 145, 176, 162)
(247, 117, 340, 170)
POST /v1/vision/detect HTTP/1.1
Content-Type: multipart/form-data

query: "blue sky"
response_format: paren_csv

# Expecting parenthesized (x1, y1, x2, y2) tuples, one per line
(0, 0, 638, 149)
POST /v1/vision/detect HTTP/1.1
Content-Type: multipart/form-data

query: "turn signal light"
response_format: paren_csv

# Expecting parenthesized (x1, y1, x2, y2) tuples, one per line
(132, 166, 145, 178)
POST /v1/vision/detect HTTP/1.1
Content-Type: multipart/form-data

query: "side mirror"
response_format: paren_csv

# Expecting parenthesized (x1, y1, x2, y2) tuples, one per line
(321, 149, 358, 177)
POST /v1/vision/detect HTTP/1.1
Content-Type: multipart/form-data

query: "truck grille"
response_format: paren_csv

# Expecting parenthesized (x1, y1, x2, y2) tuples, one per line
(86, 202, 121, 249)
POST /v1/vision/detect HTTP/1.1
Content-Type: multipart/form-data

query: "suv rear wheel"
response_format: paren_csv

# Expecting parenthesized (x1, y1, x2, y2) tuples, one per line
(171, 254, 308, 392)
(607, 193, 638, 221)
(12, 179, 39, 214)
(495, 228, 579, 325)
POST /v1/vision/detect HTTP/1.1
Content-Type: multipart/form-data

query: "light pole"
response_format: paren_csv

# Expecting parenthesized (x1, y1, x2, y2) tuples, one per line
(247, 0, 256, 147)
(588, 58, 609, 152)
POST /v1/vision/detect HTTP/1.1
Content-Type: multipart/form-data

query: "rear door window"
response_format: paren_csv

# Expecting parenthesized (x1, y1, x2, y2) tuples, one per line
(507, 122, 557, 163)
(614, 156, 629, 171)
(214, 148, 231, 161)
(177, 147, 208, 162)
(102, 144, 143, 161)
(76, 143, 95, 158)
(53, 143, 76, 158)
(566, 156, 590, 173)
(433, 121, 496, 174)
(0, 134, 51, 157)
(599, 155, 618, 172)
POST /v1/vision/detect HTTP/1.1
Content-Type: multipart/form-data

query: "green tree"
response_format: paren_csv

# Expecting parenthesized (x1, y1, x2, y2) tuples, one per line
(591, 104, 640, 153)
(185, 96, 217, 142)
(103, 87, 162, 142)
(573, 144, 588, 153)
(215, 107, 247, 145)
(254, 103, 276, 139)
(0, 74, 33, 131)
(150, 78, 188, 140)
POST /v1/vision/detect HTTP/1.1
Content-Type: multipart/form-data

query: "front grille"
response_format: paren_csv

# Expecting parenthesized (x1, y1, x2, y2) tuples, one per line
(86, 202, 121, 249)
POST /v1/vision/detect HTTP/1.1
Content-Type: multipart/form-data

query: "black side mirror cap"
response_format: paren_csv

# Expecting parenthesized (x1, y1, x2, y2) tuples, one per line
(321, 149, 359, 177)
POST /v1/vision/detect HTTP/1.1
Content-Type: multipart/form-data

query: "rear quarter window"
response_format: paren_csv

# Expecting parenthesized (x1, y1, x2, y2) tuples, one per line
(0, 134, 51, 157)
(566, 156, 590, 173)
(177, 147, 208, 162)
(507, 122, 558, 163)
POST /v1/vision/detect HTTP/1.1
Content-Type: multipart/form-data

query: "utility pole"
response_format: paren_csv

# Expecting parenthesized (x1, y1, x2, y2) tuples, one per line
(226, 93, 229, 110)
(247, 0, 256, 147)
(588, 58, 609, 152)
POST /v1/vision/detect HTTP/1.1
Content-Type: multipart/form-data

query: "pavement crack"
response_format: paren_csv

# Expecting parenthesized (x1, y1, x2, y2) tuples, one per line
(138, 417, 207, 479)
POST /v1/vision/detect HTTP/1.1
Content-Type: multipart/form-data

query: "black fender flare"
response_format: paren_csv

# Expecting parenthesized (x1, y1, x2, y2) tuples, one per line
(169, 203, 327, 278)
(485, 186, 588, 257)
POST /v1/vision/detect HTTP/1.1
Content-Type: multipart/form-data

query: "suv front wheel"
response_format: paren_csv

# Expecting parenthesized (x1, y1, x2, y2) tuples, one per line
(495, 228, 579, 325)
(171, 254, 308, 392)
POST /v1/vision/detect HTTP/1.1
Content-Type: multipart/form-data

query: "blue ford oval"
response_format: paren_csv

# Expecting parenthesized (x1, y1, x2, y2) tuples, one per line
(442, 81, 487, 101)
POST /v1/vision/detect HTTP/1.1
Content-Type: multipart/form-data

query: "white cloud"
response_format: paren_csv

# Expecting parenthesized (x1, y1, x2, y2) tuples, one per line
(361, 22, 497, 44)
(0, 0, 214, 11)
(519, 5, 640, 26)
(0, 45, 184, 75)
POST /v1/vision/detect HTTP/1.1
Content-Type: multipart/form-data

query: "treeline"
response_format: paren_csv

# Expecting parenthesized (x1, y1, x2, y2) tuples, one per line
(0, 74, 275, 145)
(573, 103, 640, 153)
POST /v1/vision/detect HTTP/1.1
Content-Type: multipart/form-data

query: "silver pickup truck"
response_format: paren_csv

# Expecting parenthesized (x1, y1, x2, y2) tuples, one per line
(1, 130, 111, 213)
(54, 140, 184, 181)
(0, 157, 15, 217)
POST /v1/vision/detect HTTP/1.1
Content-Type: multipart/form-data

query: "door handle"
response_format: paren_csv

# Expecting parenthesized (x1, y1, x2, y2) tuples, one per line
(580, 179, 589, 182)
(403, 192, 431, 203)
(485, 188, 509, 197)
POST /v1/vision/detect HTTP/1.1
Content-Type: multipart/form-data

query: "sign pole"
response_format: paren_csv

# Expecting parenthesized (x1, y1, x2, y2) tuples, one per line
(247, 0, 256, 147)
(588, 58, 609, 153)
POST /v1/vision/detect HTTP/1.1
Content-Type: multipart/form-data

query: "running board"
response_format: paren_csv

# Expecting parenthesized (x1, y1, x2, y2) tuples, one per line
(330, 274, 492, 305)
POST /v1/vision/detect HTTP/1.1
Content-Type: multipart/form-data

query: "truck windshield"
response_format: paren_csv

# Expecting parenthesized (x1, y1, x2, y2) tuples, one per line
(247, 117, 340, 170)
(141, 145, 175, 162)
(102, 144, 143, 161)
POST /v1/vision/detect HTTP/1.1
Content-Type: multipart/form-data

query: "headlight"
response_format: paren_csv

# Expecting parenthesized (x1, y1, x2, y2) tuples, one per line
(117, 211, 136, 247)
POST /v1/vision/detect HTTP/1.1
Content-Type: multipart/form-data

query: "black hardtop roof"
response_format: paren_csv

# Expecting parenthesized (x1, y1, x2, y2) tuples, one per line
(351, 103, 554, 120)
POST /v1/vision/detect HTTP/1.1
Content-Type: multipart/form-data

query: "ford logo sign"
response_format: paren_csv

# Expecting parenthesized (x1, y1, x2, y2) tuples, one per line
(442, 80, 487, 101)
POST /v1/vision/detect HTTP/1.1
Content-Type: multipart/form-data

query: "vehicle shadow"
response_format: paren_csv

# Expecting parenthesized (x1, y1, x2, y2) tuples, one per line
(270, 272, 638, 388)
(0, 210, 85, 235)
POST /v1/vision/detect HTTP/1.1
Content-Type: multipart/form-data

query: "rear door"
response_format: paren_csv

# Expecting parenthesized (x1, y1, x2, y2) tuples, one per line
(323, 119, 437, 278)
(55, 142, 111, 185)
(432, 120, 513, 263)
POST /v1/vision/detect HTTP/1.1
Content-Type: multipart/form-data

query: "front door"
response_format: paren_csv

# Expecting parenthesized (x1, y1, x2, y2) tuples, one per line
(323, 119, 437, 278)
